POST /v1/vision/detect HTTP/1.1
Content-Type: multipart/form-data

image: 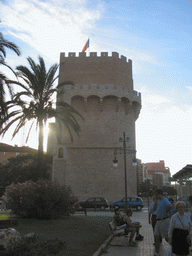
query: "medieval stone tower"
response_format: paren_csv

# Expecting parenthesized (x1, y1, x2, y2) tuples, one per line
(47, 52, 141, 201)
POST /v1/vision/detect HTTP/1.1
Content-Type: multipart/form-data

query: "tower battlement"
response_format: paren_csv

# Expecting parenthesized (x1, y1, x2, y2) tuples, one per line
(59, 52, 133, 88)
(60, 51, 130, 63)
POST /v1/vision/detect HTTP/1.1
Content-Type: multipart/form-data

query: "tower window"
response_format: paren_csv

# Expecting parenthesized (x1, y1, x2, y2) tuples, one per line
(58, 148, 64, 158)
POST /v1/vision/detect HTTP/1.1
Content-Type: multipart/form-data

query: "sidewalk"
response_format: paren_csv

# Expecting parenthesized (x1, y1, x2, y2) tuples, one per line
(97, 209, 173, 256)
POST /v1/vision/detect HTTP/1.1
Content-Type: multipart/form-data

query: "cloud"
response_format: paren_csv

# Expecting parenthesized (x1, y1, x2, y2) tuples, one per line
(186, 86, 192, 94)
(143, 93, 170, 106)
(1, 0, 103, 62)
(136, 91, 192, 175)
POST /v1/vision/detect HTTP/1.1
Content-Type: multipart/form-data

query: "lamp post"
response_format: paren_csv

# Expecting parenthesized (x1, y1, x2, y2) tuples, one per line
(113, 132, 137, 212)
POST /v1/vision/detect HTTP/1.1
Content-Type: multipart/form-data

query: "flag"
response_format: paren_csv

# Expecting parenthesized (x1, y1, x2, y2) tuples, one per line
(82, 39, 89, 52)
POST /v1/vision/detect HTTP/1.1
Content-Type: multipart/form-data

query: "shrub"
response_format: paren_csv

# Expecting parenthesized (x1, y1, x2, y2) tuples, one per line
(6, 181, 77, 219)
(0, 234, 65, 256)
(0, 154, 52, 189)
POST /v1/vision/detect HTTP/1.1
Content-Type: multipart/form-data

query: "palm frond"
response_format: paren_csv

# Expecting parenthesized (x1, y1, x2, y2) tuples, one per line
(0, 32, 21, 57)
(12, 116, 27, 138)
(25, 121, 35, 143)
(45, 64, 58, 89)
(16, 66, 37, 89)
(2, 54, 83, 160)
(0, 114, 23, 137)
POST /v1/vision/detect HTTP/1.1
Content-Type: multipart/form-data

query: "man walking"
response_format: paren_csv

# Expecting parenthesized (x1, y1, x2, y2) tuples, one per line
(153, 189, 172, 256)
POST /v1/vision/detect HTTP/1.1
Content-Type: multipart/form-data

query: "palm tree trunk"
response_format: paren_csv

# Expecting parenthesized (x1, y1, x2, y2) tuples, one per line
(38, 118, 44, 167)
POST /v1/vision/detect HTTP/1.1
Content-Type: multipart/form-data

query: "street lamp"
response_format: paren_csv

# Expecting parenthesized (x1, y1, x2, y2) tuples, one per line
(112, 132, 137, 212)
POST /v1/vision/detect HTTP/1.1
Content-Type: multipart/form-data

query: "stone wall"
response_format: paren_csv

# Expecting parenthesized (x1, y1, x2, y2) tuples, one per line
(48, 52, 141, 201)
(59, 52, 133, 89)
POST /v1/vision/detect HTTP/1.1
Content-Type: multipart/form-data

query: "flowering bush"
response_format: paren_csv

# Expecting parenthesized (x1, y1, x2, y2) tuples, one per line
(6, 181, 77, 219)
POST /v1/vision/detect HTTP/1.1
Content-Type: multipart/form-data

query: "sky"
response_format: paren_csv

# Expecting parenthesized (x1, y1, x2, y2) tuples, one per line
(0, 0, 192, 176)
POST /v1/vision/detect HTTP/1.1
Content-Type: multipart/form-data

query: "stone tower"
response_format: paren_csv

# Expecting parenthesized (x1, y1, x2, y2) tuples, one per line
(47, 52, 141, 201)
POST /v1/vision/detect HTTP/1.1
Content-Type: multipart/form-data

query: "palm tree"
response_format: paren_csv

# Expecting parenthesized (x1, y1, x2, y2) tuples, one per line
(0, 32, 21, 118)
(0, 56, 83, 165)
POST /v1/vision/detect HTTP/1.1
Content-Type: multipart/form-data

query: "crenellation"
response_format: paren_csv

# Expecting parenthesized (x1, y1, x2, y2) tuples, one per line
(101, 52, 108, 57)
(60, 52, 133, 64)
(121, 55, 127, 62)
(90, 52, 97, 57)
(79, 52, 86, 58)
(69, 52, 76, 57)
(60, 52, 65, 58)
(112, 52, 119, 58)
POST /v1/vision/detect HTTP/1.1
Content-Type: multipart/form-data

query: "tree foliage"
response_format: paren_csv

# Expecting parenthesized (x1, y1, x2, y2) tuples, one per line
(0, 56, 83, 165)
(0, 154, 52, 189)
(0, 31, 21, 120)
(6, 180, 77, 219)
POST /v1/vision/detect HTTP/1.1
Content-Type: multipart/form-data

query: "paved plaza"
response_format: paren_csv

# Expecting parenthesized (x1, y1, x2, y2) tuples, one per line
(95, 207, 192, 256)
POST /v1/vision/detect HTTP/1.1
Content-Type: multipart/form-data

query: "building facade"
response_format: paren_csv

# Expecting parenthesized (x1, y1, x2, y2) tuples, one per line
(173, 165, 192, 197)
(47, 52, 141, 201)
(0, 143, 37, 165)
(146, 160, 171, 188)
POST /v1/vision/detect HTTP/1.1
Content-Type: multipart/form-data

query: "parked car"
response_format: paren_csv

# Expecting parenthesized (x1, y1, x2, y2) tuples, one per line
(76, 197, 109, 210)
(111, 197, 144, 211)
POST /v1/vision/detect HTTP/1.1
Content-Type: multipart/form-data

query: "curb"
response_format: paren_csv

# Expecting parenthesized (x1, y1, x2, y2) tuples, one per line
(92, 235, 114, 256)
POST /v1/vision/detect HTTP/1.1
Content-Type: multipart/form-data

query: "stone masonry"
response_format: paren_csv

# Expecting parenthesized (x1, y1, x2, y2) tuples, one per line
(47, 52, 141, 201)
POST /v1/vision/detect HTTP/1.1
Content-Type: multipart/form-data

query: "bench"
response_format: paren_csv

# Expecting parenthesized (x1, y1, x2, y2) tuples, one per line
(109, 220, 127, 236)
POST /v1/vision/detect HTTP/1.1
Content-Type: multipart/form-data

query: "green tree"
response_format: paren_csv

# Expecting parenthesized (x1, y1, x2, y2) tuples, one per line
(0, 154, 52, 188)
(0, 56, 83, 165)
(163, 186, 177, 196)
(0, 31, 21, 119)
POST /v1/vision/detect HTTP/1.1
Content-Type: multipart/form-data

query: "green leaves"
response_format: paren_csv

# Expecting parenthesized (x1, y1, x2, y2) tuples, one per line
(0, 55, 83, 164)
(0, 32, 21, 119)
(6, 180, 78, 219)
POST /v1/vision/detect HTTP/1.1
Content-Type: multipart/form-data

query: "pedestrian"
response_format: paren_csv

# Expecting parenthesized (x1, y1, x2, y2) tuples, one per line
(188, 195, 192, 220)
(168, 196, 176, 217)
(153, 188, 172, 256)
(168, 201, 192, 256)
(149, 195, 157, 232)
(149, 195, 161, 245)
(188, 195, 192, 252)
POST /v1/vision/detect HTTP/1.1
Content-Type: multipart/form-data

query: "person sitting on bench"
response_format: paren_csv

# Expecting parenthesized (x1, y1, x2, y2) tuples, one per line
(114, 208, 143, 246)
